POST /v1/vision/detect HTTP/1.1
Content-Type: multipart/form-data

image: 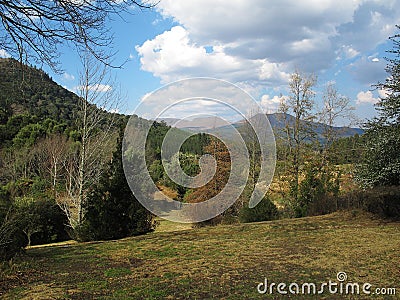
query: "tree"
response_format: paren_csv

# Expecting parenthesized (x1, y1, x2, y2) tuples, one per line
(278, 70, 316, 215)
(357, 26, 400, 187)
(77, 127, 156, 241)
(34, 134, 71, 197)
(59, 54, 120, 229)
(319, 82, 355, 159)
(186, 137, 232, 225)
(0, 0, 154, 71)
(239, 196, 278, 223)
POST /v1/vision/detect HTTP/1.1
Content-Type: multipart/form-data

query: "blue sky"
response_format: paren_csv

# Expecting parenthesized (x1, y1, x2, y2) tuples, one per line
(45, 0, 400, 125)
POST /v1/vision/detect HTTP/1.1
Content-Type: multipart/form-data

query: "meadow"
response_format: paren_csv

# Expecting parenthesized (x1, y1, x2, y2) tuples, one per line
(1, 210, 399, 299)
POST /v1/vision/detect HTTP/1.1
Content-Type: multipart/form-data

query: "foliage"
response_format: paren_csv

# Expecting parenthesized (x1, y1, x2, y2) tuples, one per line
(327, 134, 366, 165)
(314, 186, 400, 219)
(357, 124, 400, 187)
(14, 197, 69, 246)
(278, 71, 317, 213)
(0, 212, 26, 261)
(239, 196, 278, 223)
(77, 128, 156, 241)
(187, 138, 231, 203)
(185, 137, 231, 225)
(357, 26, 400, 187)
(295, 161, 340, 217)
(0, 59, 81, 130)
(0, 186, 26, 261)
(0, 181, 69, 260)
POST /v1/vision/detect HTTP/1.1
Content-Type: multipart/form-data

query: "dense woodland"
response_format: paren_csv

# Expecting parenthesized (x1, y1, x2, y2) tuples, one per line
(0, 25, 400, 261)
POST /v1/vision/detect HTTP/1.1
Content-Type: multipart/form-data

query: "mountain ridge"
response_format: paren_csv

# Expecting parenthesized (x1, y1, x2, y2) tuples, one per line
(160, 113, 364, 140)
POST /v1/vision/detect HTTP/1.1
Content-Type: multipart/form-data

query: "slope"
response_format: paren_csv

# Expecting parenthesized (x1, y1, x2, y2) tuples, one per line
(1, 211, 398, 299)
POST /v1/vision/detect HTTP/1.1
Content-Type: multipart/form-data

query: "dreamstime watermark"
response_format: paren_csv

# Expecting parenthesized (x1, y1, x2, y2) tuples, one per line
(122, 78, 276, 223)
(257, 272, 396, 296)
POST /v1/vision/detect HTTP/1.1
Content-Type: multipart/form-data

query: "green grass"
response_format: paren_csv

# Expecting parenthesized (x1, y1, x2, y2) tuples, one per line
(1, 210, 399, 299)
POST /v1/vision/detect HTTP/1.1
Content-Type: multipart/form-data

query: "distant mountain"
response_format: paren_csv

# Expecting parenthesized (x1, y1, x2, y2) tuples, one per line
(159, 113, 364, 142)
(263, 113, 364, 139)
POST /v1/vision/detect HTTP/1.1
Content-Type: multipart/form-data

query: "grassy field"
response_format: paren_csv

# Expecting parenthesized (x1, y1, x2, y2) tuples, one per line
(1, 210, 399, 299)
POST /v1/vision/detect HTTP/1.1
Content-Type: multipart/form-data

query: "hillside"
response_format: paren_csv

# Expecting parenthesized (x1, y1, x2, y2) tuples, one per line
(1, 211, 398, 299)
(0, 58, 81, 125)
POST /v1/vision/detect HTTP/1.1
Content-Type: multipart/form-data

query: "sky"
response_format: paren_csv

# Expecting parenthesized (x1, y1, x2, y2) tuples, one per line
(24, 0, 400, 125)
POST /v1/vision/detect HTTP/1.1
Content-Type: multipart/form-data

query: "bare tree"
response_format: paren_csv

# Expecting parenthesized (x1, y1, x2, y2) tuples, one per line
(318, 82, 355, 160)
(34, 134, 71, 197)
(59, 53, 121, 229)
(278, 70, 317, 208)
(0, 0, 155, 71)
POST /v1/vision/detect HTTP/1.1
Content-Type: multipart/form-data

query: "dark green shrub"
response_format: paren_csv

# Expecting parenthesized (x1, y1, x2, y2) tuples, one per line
(15, 197, 69, 246)
(239, 197, 278, 223)
(295, 163, 340, 218)
(0, 211, 27, 261)
(77, 128, 156, 241)
(357, 186, 400, 219)
(314, 186, 400, 219)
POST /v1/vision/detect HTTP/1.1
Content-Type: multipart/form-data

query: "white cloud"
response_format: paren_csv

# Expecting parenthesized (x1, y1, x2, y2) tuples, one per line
(75, 84, 112, 93)
(336, 45, 360, 60)
(155, 0, 366, 69)
(378, 88, 389, 98)
(356, 90, 379, 105)
(0, 49, 10, 58)
(63, 72, 75, 81)
(260, 94, 287, 113)
(136, 0, 400, 87)
(136, 26, 290, 85)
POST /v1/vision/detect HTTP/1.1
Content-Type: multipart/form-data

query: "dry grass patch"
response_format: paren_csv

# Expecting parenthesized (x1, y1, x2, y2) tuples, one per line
(1, 210, 399, 299)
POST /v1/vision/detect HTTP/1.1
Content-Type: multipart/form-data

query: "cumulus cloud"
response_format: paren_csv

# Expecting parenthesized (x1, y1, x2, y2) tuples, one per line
(260, 94, 287, 113)
(356, 90, 379, 105)
(336, 1, 400, 53)
(155, 0, 399, 62)
(135, 0, 400, 94)
(136, 26, 290, 85)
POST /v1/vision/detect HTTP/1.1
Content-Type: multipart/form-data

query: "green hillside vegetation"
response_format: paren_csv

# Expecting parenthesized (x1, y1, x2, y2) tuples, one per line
(0, 58, 212, 256)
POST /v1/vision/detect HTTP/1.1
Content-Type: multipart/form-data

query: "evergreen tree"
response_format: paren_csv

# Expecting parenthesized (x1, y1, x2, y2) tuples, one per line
(357, 26, 400, 187)
(78, 126, 156, 241)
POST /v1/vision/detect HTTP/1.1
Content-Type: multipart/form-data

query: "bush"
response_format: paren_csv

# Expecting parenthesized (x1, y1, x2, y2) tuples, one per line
(355, 186, 400, 219)
(0, 211, 27, 261)
(309, 186, 400, 219)
(17, 198, 69, 246)
(239, 197, 278, 223)
(0, 187, 26, 261)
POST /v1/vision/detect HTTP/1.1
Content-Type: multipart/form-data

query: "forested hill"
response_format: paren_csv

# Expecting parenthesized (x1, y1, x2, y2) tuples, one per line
(0, 58, 134, 150)
(0, 58, 81, 125)
(0, 58, 208, 158)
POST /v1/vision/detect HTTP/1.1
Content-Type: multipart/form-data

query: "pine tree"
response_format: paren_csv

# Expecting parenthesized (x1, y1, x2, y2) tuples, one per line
(357, 26, 400, 187)
(77, 126, 156, 241)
